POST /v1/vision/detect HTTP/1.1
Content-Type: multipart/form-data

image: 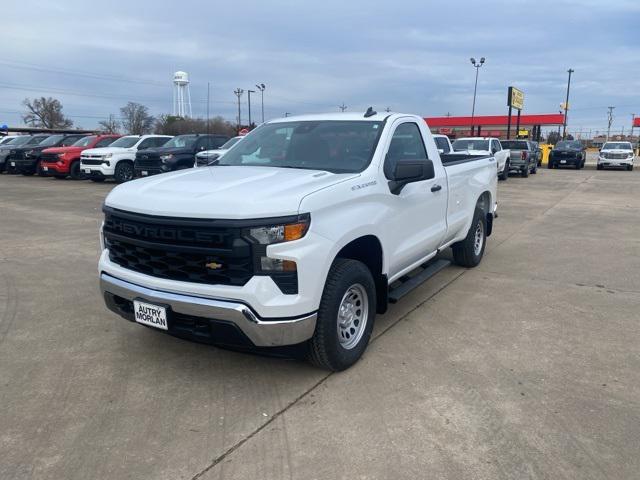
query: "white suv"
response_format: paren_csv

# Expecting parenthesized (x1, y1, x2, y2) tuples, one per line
(81, 135, 172, 183)
(597, 141, 635, 171)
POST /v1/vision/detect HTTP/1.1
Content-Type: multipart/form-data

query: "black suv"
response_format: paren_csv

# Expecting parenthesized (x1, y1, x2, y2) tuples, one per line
(10, 134, 89, 175)
(134, 134, 229, 177)
(1, 135, 50, 173)
(548, 140, 586, 169)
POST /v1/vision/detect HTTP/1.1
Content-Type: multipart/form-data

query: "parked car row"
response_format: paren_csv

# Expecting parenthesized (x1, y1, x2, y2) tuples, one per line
(0, 132, 234, 182)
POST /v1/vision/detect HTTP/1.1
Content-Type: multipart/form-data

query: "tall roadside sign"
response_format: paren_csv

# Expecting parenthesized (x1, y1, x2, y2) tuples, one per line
(507, 86, 524, 139)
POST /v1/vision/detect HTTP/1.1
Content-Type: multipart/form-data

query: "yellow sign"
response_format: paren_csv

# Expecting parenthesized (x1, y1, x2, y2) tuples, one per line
(508, 86, 524, 110)
(518, 129, 529, 138)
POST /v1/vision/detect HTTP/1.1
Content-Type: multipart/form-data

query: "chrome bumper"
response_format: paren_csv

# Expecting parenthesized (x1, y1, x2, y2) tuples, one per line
(100, 273, 317, 347)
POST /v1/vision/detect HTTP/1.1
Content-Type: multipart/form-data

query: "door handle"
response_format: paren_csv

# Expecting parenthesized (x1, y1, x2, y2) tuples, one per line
(430, 184, 442, 192)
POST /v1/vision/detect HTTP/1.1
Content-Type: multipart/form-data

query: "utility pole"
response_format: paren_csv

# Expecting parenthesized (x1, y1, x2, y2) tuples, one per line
(606, 106, 615, 141)
(631, 114, 635, 139)
(562, 68, 574, 139)
(233, 88, 244, 131)
(338, 103, 347, 112)
(206, 82, 210, 135)
(247, 89, 255, 127)
(256, 83, 266, 123)
(470, 57, 486, 136)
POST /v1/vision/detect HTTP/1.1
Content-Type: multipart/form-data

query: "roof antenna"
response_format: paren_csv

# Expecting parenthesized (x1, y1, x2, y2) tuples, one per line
(364, 106, 377, 118)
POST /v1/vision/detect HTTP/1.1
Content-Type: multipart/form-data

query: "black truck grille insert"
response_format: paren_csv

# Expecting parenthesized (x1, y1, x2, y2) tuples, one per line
(135, 154, 160, 168)
(41, 153, 59, 162)
(103, 208, 254, 286)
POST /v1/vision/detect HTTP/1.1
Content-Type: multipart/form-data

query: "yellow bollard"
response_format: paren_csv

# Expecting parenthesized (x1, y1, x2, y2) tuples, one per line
(539, 144, 553, 165)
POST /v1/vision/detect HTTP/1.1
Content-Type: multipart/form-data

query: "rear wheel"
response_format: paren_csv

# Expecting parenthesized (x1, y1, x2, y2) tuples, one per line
(452, 207, 486, 268)
(114, 161, 134, 183)
(521, 164, 530, 177)
(499, 161, 509, 180)
(308, 259, 376, 371)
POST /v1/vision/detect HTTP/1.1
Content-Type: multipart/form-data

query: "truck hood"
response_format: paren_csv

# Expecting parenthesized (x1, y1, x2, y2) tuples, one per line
(105, 166, 357, 219)
(601, 149, 633, 154)
(83, 146, 133, 155)
(43, 146, 83, 155)
(142, 146, 190, 156)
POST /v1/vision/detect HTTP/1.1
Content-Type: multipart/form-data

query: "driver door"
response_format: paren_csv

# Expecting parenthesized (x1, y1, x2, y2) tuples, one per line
(382, 121, 448, 279)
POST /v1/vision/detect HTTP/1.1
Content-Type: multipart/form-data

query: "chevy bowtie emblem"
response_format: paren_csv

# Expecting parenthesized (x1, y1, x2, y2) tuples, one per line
(205, 262, 223, 270)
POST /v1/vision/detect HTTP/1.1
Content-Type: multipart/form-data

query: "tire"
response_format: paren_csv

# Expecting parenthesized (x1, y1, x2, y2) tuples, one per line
(36, 161, 46, 176)
(69, 161, 84, 180)
(114, 161, 134, 183)
(531, 162, 537, 174)
(574, 162, 580, 170)
(548, 161, 554, 169)
(307, 258, 376, 371)
(521, 164, 529, 177)
(597, 164, 603, 170)
(452, 206, 486, 268)
(629, 165, 634, 171)
(90, 177, 106, 183)
(499, 161, 509, 181)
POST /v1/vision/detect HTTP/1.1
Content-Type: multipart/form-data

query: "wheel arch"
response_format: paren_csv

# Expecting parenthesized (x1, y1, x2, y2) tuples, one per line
(476, 191, 494, 237)
(334, 235, 388, 314)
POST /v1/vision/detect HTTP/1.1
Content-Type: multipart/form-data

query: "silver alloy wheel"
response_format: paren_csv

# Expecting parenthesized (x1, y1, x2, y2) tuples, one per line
(473, 220, 484, 256)
(337, 283, 368, 350)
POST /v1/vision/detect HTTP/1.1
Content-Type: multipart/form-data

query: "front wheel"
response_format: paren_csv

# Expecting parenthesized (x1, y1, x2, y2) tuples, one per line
(308, 259, 376, 371)
(114, 161, 135, 183)
(69, 161, 85, 180)
(452, 207, 486, 268)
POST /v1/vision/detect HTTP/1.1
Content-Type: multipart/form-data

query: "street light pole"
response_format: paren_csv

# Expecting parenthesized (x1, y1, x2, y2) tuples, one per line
(562, 68, 574, 139)
(470, 57, 485, 136)
(233, 88, 244, 132)
(256, 83, 266, 123)
(247, 90, 255, 127)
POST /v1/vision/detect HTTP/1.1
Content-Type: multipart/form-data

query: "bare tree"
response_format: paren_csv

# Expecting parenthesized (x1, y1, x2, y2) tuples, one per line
(98, 114, 120, 134)
(120, 102, 154, 135)
(22, 97, 73, 129)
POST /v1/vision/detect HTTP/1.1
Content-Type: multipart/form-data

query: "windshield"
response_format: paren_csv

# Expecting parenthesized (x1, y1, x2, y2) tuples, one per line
(109, 136, 140, 148)
(452, 139, 489, 151)
(162, 135, 197, 149)
(38, 135, 65, 147)
(602, 142, 632, 150)
(221, 137, 242, 149)
(218, 121, 383, 173)
(556, 141, 582, 149)
(72, 136, 97, 147)
(7, 136, 32, 146)
(501, 141, 528, 149)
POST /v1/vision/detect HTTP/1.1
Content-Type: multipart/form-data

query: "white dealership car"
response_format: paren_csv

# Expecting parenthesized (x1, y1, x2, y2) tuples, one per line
(81, 135, 172, 183)
(98, 111, 498, 370)
(597, 141, 635, 171)
(194, 136, 244, 166)
(452, 137, 511, 180)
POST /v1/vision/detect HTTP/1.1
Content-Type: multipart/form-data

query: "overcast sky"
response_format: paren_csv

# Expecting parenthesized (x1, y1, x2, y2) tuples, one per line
(2, 0, 639, 135)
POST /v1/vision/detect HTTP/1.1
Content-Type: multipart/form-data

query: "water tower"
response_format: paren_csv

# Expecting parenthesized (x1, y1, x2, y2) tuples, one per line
(172, 71, 192, 118)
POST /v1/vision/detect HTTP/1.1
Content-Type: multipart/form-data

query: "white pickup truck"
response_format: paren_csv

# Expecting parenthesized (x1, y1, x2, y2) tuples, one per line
(81, 135, 172, 183)
(597, 141, 635, 171)
(99, 111, 498, 370)
(452, 137, 510, 180)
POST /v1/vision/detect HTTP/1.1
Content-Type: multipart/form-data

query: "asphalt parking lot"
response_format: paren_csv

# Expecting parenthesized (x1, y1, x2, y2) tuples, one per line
(1, 153, 639, 479)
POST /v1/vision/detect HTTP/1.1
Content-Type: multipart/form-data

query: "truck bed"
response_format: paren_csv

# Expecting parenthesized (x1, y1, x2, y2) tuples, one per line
(440, 153, 493, 166)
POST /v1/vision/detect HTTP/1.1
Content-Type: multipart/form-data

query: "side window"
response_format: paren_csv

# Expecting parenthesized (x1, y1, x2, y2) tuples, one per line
(434, 137, 450, 153)
(195, 137, 209, 151)
(138, 138, 155, 149)
(492, 140, 501, 152)
(384, 123, 428, 178)
(95, 137, 116, 148)
(213, 137, 227, 148)
(62, 136, 82, 146)
(154, 137, 169, 147)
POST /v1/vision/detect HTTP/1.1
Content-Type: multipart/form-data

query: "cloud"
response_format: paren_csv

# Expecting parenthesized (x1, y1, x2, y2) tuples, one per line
(0, 0, 638, 134)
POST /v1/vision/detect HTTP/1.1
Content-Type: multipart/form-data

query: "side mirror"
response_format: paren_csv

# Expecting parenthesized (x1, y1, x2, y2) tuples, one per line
(437, 148, 444, 154)
(385, 158, 435, 195)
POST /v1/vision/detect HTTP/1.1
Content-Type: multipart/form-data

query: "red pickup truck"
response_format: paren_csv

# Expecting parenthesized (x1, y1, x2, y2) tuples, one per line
(41, 135, 121, 179)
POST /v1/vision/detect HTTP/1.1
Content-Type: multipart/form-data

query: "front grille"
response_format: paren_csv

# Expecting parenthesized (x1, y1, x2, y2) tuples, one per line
(103, 208, 254, 287)
(41, 153, 59, 162)
(81, 159, 103, 165)
(606, 152, 629, 159)
(135, 153, 160, 168)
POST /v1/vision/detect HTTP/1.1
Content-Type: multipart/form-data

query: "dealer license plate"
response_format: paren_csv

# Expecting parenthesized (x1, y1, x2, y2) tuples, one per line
(141, 171, 148, 176)
(10, 161, 15, 166)
(133, 300, 168, 330)
(560, 160, 566, 164)
(42, 166, 48, 171)
(84, 168, 91, 174)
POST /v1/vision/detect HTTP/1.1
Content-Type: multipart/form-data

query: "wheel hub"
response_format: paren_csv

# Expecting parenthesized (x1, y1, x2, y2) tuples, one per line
(337, 284, 368, 350)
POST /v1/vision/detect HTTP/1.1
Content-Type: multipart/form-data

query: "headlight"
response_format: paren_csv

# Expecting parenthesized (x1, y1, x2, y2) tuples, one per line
(104, 153, 113, 159)
(160, 154, 173, 162)
(629, 152, 635, 158)
(58, 153, 65, 158)
(9, 150, 15, 155)
(25, 150, 34, 156)
(248, 215, 310, 245)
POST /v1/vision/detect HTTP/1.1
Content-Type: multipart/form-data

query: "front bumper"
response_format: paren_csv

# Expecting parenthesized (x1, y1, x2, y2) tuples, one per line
(100, 273, 317, 347)
(41, 162, 67, 174)
(598, 157, 633, 167)
(81, 162, 115, 176)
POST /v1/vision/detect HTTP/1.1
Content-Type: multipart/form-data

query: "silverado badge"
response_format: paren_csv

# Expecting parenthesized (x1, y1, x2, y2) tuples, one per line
(205, 262, 223, 270)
